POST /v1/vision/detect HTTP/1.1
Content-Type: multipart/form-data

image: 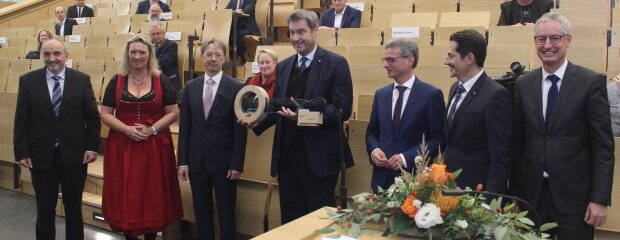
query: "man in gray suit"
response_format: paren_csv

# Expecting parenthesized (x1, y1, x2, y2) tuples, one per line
(511, 13, 614, 239)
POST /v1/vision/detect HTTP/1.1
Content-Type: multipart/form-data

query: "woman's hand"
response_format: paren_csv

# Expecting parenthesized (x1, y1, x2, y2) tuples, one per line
(125, 124, 148, 141)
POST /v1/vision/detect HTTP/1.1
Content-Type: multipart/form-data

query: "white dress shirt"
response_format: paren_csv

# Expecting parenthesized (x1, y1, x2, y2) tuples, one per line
(333, 6, 347, 29)
(297, 45, 318, 69)
(541, 59, 568, 121)
(447, 69, 484, 116)
(203, 71, 223, 102)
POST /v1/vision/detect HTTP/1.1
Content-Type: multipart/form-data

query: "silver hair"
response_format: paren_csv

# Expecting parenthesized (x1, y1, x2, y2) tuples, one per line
(385, 37, 419, 69)
(149, 21, 165, 32)
(200, 38, 228, 56)
(535, 12, 571, 35)
(286, 9, 319, 29)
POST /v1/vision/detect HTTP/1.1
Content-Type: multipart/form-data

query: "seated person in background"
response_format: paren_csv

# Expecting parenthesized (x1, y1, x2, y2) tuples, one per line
(319, 0, 361, 29)
(246, 49, 277, 99)
(150, 22, 180, 92)
(25, 29, 53, 59)
(608, 74, 620, 137)
(226, 0, 261, 62)
(54, 6, 78, 36)
(497, 0, 553, 26)
(66, 0, 94, 18)
(146, 4, 166, 22)
(136, 0, 170, 14)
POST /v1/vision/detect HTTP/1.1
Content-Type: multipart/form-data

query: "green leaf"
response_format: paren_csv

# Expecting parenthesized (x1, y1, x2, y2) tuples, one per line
(494, 226, 508, 240)
(315, 226, 336, 234)
(451, 169, 462, 179)
(540, 222, 558, 232)
(517, 217, 535, 226)
(351, 224, 362, 238)
(503, 202, 515, 212)
(515, 211, 528, 219)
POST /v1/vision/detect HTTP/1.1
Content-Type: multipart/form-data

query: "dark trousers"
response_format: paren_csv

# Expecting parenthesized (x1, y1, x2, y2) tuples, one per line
(189, 165, 237, 240)
(30, 148, 87, 240)
(533, 179, 594, 240)
(278, 147, 338, 224)
(230, 25, 251, 58)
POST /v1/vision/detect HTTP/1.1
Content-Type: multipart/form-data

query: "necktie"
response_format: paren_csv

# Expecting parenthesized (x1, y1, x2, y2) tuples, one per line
(447, 84, 465, 127)
(203, 78, 215, 120)
(299, 57, 308, 73)
(545, 74, 560, 128)
(392, 86, 407, 131)
(78, 7, 82, 17)
(51, 76, 62, 117)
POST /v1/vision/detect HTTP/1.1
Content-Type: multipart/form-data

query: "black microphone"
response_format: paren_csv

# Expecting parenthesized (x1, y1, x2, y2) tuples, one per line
(442, 189, 542, 237)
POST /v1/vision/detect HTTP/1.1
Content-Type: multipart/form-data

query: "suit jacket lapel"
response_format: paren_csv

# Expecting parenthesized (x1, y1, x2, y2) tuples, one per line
(58, 68, 75, 117)
(304, 47, 324, 98)
(192, 76, 207, 122)
(396, 79, 420, 136)
(451, 72, 486, 124)
(207, 76, 229, 123)
(547, 62, 576, 131)
(37, 68, 55, 116)
(277, 56, 294, 98)
(528, 68, 545, 131)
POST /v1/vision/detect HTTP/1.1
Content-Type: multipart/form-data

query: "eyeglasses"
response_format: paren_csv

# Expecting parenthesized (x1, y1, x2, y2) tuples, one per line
(534, 35, 568, 45)
(381, 56, 408, 64)
(204, 52, 224, 59)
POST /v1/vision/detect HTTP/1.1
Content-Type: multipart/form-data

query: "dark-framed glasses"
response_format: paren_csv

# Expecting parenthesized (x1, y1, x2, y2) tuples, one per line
(534, 35, 568, 45)
(381, 56, 408, 64)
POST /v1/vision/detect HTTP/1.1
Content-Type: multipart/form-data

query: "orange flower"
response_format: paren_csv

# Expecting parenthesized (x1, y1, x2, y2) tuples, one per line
(476, 183, 484, 192)
(429, 163, 446, 183)
(401, 194, 418, 218)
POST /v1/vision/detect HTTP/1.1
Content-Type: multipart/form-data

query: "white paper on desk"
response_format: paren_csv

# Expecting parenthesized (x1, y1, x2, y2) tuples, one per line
(160, 0, 167, 3)
(85, 3, 93, 8)
(75, 17, 88, 24)
(0, 37, 6, 44)
(346, 2, 364, 11)
(320, 236, 357, 240)
(68, 35, 82, 43)
(392, 27, 420, 38)
(66, 59, 73, 68)
(161, 12, 173, 20)
(166, 32, 182, 41)
(252, 62, 260, 73)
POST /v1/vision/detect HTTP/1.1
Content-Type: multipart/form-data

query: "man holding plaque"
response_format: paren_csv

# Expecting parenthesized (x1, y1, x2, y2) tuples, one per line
(239, 9, 354, 224)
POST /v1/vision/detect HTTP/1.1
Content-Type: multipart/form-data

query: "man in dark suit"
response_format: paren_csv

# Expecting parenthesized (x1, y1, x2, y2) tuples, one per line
(226, 0, 261, 60)
(149, 22, 179, 91)
(319, 0, 361, 28)
(54, 7, 78, 36)
(13, 39, 100, 240)
(442, 30, 513, 194)
(136, 0, 170, 14)
(497, 0, 553, 26)
(66, 0, 94, 18)
(238, 9, 354, 224)
(366, 37, 446, 193)
(511, 13, 614, 239)
(177, 38, 247, 240)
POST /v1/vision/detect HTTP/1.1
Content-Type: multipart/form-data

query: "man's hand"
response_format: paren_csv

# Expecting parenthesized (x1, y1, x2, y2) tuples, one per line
(178, 167, 189, 181)
(82, 152, 97, 164)
(371, 149, 388, 167)
(278, 107, 297, 120)
(19, 158, 32, 168)
(237, 118, 257, 129)
(227, 170, 241, 180)
(584, 202, 607, 227)
(387, 154, 403, 171)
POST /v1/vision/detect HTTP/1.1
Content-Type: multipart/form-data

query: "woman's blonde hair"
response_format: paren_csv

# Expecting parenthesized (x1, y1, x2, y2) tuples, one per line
(119, 34, 161, 76)
(256, 48, 278, 63)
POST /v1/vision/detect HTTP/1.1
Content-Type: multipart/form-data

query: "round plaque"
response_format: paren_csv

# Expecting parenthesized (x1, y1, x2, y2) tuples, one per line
(234, 85, 270, 125)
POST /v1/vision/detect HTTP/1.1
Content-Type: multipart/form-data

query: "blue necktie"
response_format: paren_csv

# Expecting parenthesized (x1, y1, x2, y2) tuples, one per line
(545, 74, 560, 128)
(299, 57, 308, 73)
(51, 76, 62, 117)
(447, 84, 465, 126)
(392, 86, 407, 131)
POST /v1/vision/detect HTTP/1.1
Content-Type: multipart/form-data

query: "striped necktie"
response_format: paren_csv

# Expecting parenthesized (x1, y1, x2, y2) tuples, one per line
(51, 75, 62, 117)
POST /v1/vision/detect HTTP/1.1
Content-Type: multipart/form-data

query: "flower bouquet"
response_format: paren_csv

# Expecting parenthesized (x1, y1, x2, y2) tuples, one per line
(317, 140, 556, 239)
